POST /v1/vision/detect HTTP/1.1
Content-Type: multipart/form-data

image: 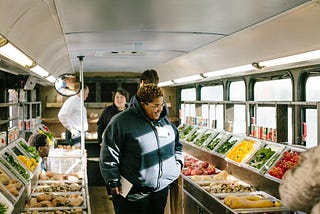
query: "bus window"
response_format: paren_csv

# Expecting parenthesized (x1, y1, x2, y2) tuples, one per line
(230, 81, 246, 134)
(254, 79, 292, 144)
(230, 81, 245, 101)
(305, 76, 320, 148)
(181, 88, 196, 124)
(201, 86, 223, 101)
(201, 86, 223, 129)
(306, 109, 317, 148)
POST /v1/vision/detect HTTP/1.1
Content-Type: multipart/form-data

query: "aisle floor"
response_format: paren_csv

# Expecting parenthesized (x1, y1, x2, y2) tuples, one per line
(89, 186, 115, 214)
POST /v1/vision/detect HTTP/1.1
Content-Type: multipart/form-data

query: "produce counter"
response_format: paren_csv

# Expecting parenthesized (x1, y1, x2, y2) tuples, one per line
(178, 124, 307, 214)
(0, 138, 90, 214)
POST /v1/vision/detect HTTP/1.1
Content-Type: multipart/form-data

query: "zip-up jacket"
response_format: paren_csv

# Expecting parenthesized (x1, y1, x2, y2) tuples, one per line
(99, 96, 183, 192)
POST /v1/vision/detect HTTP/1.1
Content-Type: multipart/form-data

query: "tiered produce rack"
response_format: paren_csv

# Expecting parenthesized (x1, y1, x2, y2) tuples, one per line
(0, 138, 90, 214)
(178, 124, 306, 214)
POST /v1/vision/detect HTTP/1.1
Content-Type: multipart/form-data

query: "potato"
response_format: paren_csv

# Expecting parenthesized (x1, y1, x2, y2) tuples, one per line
(8, 187, 19, 196)
(0, 174, 10, 185)
(37, 193, 52, 202)
(39, 172, 47, 180)
(7, 182, 22, 190)
(45, 171, 56, 178)
(50, 174, 65, 180)
(68, 196, 83, 207)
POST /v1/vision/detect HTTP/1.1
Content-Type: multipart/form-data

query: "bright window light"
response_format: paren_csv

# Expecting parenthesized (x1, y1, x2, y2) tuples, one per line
(260, 49, 320, 67)
(46, 75, 56, 83)
(174, 74, 203, 84)
(158, 80, 174, 87)
(203, 64, 256, 78)
(0, 42, 34, 67)
(30, 65, 49, 77)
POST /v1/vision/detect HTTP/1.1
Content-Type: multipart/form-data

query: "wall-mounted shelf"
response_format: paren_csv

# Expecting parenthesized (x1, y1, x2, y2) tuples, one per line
(46, 102, 113, 108)
(182, 100, 320, 146)
(46, 103, 63, 108)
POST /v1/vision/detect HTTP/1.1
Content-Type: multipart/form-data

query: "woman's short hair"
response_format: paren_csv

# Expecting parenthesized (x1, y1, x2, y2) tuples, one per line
(28, 133, 47, 149)
(137, 84, 163, 103)
(112, 88, 129, 102)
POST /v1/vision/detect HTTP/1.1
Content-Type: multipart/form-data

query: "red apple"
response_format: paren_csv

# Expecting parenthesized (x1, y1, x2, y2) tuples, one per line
(199, 162, 209, 169)
(191, 168, 203, 175)
(206, 166, 216, 175)
(184, 161, 191, 167)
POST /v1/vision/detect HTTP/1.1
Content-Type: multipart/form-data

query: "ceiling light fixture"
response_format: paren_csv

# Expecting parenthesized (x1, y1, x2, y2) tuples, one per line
(259, 49, 320, 68)
(203, 64, 256, 78)
(173, 74, 204, 84)
(0, 36, 35, 68)
(30, 65, 49, 77)
(46, 75, 56, 83)
(158, 80, 174, 87)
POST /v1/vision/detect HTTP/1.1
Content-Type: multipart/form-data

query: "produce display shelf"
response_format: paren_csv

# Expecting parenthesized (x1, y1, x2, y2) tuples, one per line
(182, 173, 290, 214)
(13, 138, 42, 163)
(0, 150, 33, 185)
(211, 135, 243, 158)
(264, 146, 306, 183)
(192, 129, 218, 147)
(203, 131, 232, 152)
(242, 142, 285, 175)
(0, 165, 25, 203)
(6, 140, 34, 161)
(224, 138, 264, 167)
(24, 189, 87, 211)
(178, 124, 197, 140)
(32, 180, 84, 193)
(184, 126, 204, 143)
(0, 191, 13, 214)
(215, 191, 289, 213)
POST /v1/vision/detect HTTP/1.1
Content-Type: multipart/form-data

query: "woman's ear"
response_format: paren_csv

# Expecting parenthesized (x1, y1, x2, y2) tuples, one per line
(140, 80, 144, 87)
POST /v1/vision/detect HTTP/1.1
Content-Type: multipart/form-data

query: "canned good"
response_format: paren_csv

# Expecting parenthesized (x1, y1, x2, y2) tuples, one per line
(272, 128, 277, 142)
(262, 127, 267, 140)
(25, 120, 30, 130)
(251, 117, 255, 125)
(252, 125, 257, 137)
(267, 128, 273, 141)
(257, 126, 263, 139)
(18, 120, 24, 131)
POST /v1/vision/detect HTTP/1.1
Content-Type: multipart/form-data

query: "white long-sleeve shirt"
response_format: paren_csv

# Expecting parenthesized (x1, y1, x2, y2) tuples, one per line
(58, 95, 88, 132)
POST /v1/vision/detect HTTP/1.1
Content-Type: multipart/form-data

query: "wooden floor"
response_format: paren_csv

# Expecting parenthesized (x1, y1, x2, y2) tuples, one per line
(88, 186, 115, 214)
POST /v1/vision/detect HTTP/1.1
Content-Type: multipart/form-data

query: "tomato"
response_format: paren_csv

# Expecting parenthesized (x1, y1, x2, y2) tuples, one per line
(269, 166, 284, 179)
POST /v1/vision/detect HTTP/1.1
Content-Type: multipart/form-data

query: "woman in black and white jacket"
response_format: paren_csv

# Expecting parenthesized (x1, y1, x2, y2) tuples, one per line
(100, 84, 183, 214)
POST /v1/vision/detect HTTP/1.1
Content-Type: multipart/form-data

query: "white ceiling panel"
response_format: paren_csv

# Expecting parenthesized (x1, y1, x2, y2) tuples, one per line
(0, 0, 313, 82)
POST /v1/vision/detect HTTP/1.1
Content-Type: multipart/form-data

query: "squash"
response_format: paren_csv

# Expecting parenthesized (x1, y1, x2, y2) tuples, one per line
(224, 195, 281, 209)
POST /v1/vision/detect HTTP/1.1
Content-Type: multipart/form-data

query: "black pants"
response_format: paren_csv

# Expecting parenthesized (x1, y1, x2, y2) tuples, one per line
(112, 186, 169, 214)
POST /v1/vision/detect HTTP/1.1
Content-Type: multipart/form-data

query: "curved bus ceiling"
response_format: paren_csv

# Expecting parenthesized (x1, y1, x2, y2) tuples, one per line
(0, 0, 319, 85)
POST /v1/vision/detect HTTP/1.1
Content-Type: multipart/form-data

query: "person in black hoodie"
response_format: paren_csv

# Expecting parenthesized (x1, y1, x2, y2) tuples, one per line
(100, 84, 183, 214)
(97, 88, 129, 199)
